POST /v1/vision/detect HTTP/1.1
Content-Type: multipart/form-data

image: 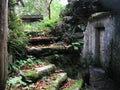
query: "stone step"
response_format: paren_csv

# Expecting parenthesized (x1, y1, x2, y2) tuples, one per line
(41, 72, 67, 90)
(29, 36, 60, 45)
(26, 45, 80, 57)
(20, 64, 56, 83)
(9, 72, 67, 90)
(22, 14, 43, 22)
(60, 79, 83, 90)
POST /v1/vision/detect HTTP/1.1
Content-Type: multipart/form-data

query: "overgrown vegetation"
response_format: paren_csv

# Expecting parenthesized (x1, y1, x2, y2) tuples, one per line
(50, 0, 64, 21)
(21, 0, 64, 32)
(8, 12, 28, 60)
(8, 56, 37, 76)
(23, 18, 55, 32)
(20, 0, 64, 18)
(8, 0, 29, 60)
(7, 56, 45, 89)
(7, 0, 87, 90)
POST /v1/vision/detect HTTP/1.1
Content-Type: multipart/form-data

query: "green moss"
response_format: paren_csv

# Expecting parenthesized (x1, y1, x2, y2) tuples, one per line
(43, 73, 67, 90)
(62, 79, 83, 90)
(8, 87, 21, 90)
(38, 45, 67, 50)
(21, 69, 39, 82)
(48, 45, 66, 49)
(22, 70, 36, 77)
(89, 12, 110, 22)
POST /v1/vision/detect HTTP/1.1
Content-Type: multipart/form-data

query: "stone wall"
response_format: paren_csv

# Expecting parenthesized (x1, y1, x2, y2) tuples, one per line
(83, 12, 115, 69)
(110, 15, 120, 83)
(82, 12, 120, 89)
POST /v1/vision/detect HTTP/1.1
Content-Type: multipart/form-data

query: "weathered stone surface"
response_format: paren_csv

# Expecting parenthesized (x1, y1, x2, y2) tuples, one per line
(61, 79, 83, 90)
(54, 21, 67, 36)
(63, 16, 73, 23)
(20, 64, 55, 83)
(43, 73, 67, 90)
(82, 12, 114, 68)
(70, 32, 84, 39)
(22, 15, 43, 22)
(89, 66, 119, 90)
(54, 19, 84, 43)
(82, 12, 120, 87)
(97, 0, 120, 12)
(29, 37, 60, 45)
(110, 15, 120, 84)
(27, 45, 80, 57)
(68, 0, 120, 13)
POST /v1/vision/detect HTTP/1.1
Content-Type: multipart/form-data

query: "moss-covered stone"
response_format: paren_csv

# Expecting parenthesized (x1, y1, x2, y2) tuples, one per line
(43, 73, 67, 90)
(21, 69, 39, 83)
(29, 36, 60, 45)
(89, 12, 110, 22)
(20, 64, 56, 83)
(7, 87, 21, 90)
(27, 45, 80, 57)
(22, 70, 36, 77)
(43, 54, 81, 79)
(62, 79, 83, 90)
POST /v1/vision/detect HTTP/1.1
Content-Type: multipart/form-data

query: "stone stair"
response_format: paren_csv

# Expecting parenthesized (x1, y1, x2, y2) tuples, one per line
(26, 44, 80, 57)
(60, 78, 83, 90)
(20, 63, 83, 90)
(20, 64, 56, 83)
(10, 31, 83, 90)
(29, 36, 60, 45)
(7, 62, 83, 90)
(26, 32, 82, 57)
(42, 72, 67, 90)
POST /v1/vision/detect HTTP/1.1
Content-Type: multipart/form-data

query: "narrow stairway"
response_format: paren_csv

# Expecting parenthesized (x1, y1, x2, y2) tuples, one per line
(7, 31, 83, 90)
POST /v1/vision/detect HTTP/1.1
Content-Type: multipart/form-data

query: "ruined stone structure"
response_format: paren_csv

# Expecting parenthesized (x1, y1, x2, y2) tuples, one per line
(82, 12, 120, 89)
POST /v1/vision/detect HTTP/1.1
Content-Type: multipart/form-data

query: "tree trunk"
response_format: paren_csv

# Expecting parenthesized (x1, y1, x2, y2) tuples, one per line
(48, 0, 53, 19)
(0, 0, 8, 89)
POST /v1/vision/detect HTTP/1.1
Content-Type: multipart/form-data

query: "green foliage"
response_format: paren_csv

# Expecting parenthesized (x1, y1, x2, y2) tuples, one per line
(39, 18, 55, 30)
(20, 0, 49, 16)
(7, 76, 27, 86)
(23, 18, 56, 35)
(23, 22, 41, 31)
(70, 40, 84, 50)
(8, 13, 28, 60)
(8, 0, 17, 7)
(51, 0, 64, 21)
(7, 56, 43, 89)
(8, 56, 42, 76)
(20, 0, 64, 18)
(22, 0, 65, 32)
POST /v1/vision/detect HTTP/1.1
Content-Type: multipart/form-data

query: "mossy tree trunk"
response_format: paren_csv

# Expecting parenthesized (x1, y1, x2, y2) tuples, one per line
(0, 0, 8, 89)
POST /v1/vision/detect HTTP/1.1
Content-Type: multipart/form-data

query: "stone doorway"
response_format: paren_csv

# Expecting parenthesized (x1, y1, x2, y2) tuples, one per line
(95, 26, 105, 67)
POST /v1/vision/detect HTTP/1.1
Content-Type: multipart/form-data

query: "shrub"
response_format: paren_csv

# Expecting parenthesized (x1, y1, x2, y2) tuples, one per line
(8, 13, 28, 60)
